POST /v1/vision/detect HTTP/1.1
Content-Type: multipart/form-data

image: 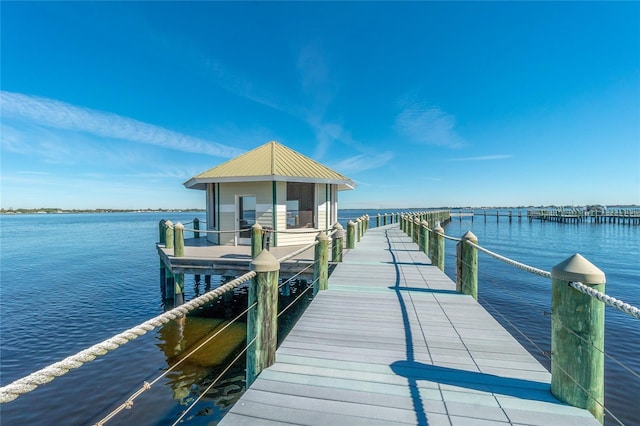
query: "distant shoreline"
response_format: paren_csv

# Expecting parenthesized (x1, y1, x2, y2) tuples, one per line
(2, 205, 638, 216)
(0, 208, 205, 215)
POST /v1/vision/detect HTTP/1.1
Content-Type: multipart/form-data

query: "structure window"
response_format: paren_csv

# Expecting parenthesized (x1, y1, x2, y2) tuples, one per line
(286, 182, 314, 228)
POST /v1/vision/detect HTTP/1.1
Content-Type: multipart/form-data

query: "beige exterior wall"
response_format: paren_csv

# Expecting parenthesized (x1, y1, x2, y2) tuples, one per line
(203, 181, 341, 247)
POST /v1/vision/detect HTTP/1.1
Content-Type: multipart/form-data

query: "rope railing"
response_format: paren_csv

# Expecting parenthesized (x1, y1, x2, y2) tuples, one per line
(277, 240, 319, 263)
(464, 240, 552, 279)
(570, 281, 640, 320)
(95, 300, 258, 425)
(0, 271, 256, 404)
(401, 219, 637, 423)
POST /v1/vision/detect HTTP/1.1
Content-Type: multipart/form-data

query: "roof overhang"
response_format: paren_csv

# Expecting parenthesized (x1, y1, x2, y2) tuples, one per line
(184, 175, 355, 191)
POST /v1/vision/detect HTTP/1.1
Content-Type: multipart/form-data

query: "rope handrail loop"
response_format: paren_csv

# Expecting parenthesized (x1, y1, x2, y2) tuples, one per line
(180, 227, 251, 235)
(0, 271, 256, 404)
(463, 240, 640, 320)
(95, 300, 258, 425)
(464, 239, 552, 279)
(570, 282, 640, 320)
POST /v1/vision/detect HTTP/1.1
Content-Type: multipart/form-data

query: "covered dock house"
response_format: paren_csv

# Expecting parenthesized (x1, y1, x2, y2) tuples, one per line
(183, 141, 355, 247)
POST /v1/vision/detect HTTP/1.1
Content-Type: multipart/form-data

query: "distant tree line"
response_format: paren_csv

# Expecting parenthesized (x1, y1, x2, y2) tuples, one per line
(1, 208, 204, 215)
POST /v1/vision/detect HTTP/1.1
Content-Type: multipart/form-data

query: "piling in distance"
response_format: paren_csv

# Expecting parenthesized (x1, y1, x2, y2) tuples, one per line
(332, 222, 344, 262)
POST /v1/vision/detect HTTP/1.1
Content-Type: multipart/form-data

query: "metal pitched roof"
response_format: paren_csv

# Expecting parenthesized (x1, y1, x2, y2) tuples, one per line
(184, 141, 355, 190)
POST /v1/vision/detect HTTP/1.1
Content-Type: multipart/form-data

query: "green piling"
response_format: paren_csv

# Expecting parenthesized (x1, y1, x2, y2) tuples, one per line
(432, 224, 445, 271)
(332, 223, 344, 262)
(347, 220, 355, 249)
(457, 231, 478, 299)
(314, 232, 329, 292)
(174, 222, 185, 257)
(247, 249, 280, 387)
(551, 254, 605, 423)
(251, 222, 263, 259)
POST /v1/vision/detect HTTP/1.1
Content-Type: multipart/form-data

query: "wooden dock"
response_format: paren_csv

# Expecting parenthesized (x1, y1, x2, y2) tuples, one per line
(219, 225, 600, 425)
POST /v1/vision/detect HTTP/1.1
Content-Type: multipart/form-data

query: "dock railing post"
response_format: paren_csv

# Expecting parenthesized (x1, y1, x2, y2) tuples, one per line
(247, 249, 280, 387)
(174, 222, 185, 257)
(332, 223, 344, 262)
(432, 223, 445, 271)
(159, 219, 166, 244)
(251, 222, 263, 259)
(457, 231, 478, 299)
(420, 221, 429, 255)
(355, 218, 361, 242)
(193, 217, 200, 238)
(164, 220, 174, 249)
(315, 232, 329, 292)
(551, 254, 605, 423)
(347, 220, 356, 249)
(377, 214, 381, 228)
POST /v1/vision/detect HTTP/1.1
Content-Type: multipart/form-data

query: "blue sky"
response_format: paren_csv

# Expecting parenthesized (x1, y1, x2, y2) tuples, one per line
(1, 2, 638, 209)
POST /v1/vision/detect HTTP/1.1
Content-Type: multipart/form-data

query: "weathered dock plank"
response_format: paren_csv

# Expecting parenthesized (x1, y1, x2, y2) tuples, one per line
(219, 226, 600, 426)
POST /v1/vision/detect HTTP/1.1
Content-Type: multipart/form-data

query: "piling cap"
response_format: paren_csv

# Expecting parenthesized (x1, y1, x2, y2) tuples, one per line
(551, 253, 605, 284)
(316, 231, 329, 241)
(165, 220, 173, 228)
(421, 220, 429, 227)
(434, 224, 444, 233)
(461, 230, 477, 242)
(333, 222, 344, 230)
(175, 222, 184, 230)
(251, 249, 280, 272)
(252, 222, 262, 230)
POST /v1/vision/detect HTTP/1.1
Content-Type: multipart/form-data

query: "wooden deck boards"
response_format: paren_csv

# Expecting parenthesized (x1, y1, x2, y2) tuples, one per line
(219, 225, 600, 426)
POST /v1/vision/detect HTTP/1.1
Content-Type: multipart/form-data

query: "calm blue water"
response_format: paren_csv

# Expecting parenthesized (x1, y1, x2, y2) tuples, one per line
(1, 210, 638, 425)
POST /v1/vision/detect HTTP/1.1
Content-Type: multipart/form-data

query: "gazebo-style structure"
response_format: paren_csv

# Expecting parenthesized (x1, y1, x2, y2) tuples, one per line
(183, 141, 355, 247)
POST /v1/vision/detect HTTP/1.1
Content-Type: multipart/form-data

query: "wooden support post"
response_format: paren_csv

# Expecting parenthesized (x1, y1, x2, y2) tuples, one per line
(193, 217, 200, 238)
(551, 254, 605, 423)
(413, 217, 420, 245)
(164, 220, 174, 249)
(174, 222, 185, 257)
(247, 249, 280, 387)
(355, 218, 361, 242)
(251, 222, 263, 259)
(314, 232, 329, 292)
(159, 261, 167, 300)
(164, 269, 175, 302)
(432, 224, 445, 271)
(457, 231, 478, 299)
(332, 223, 344, 262)
(377, 214, 381, 228)
(383, 213, 387, 226)
(347, 220, 356, 249)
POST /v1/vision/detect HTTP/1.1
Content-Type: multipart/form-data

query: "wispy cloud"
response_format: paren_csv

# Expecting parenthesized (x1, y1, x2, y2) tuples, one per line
(0, 91, 242, 158)
(329, 152, 394, 174)
(395, 104, 466, 148)
(446, 154, 513, 162)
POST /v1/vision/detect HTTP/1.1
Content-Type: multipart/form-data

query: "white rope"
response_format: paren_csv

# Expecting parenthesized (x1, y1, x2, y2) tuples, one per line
(462, 240, 640, 320)
(464, 240, 552, 278)
(570, 282, 640, 320)
(0, 271, 256, 404)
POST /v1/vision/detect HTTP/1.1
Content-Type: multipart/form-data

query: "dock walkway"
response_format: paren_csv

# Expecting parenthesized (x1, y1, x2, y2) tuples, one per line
(220, 225, 600, 425)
